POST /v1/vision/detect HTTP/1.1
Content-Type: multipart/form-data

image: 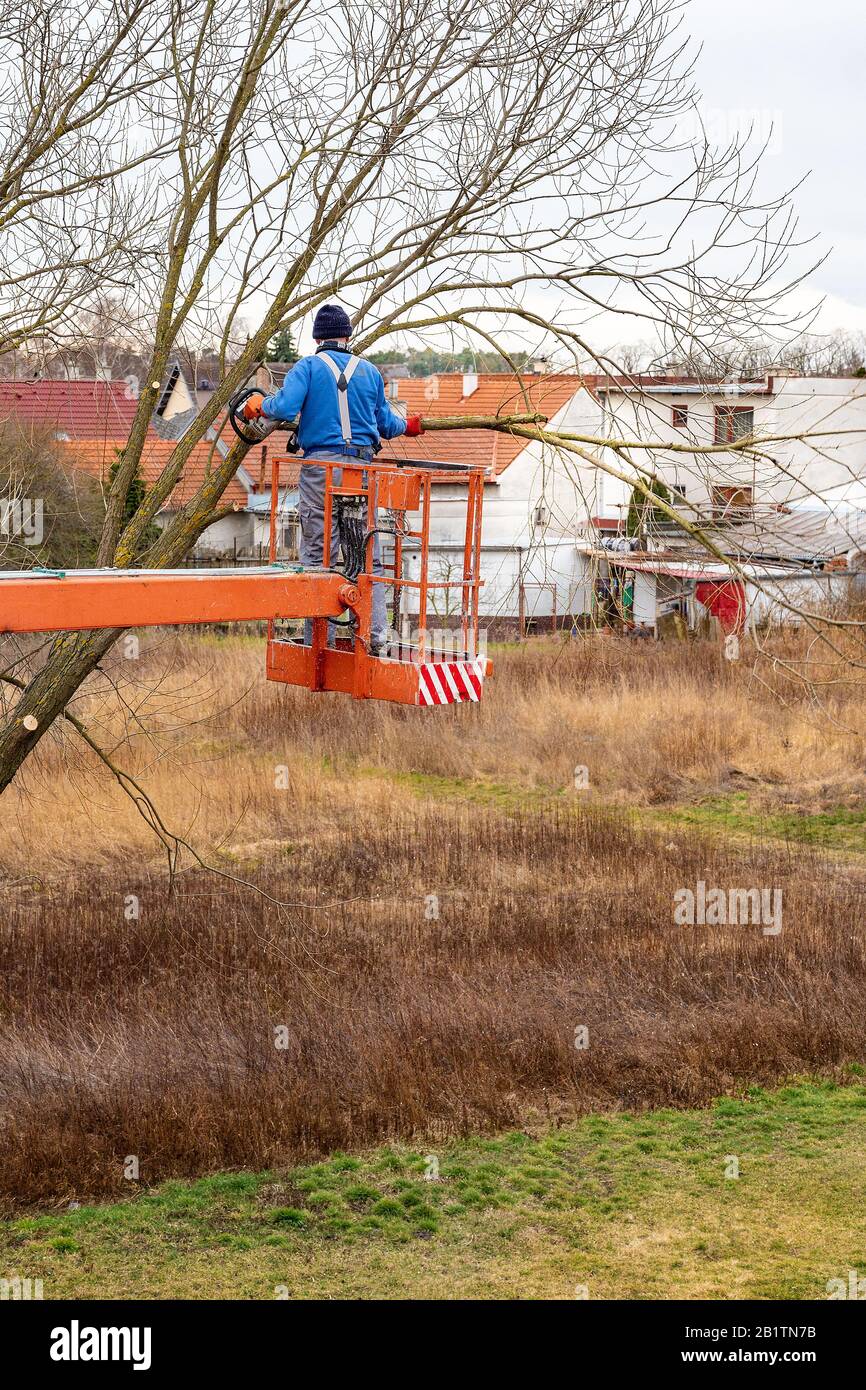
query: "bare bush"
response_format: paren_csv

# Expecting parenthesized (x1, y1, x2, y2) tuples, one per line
(0, 424, 104, 570)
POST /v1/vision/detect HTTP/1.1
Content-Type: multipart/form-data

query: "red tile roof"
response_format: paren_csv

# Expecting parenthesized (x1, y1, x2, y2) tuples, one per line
(379, 372, 584, 477)
(2, 381, 301, 510)
(200, 407, 302, 490)
(243, 447, 302, 491)
(61, 439, 248, 510)
(0, 378, 157, 439)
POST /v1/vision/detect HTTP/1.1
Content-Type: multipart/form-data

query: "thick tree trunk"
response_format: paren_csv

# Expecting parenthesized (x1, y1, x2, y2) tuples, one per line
(0, 628, 121, 792)
(0, 428, 259, 792)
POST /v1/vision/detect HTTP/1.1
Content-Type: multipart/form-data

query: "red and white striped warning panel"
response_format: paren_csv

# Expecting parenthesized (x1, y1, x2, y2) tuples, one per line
(418, 657, 486, 706)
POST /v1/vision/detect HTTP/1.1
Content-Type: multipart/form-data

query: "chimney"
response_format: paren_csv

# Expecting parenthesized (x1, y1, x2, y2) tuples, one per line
(462, 372, 478, 398)
(530, 356, 550, 375)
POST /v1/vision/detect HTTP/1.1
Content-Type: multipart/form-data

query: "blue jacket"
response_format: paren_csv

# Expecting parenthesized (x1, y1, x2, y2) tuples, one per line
(261, 349, 407, 454)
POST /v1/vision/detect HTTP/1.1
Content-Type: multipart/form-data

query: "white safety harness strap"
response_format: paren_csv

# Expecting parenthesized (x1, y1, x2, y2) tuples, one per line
(319, 351, 363, 445)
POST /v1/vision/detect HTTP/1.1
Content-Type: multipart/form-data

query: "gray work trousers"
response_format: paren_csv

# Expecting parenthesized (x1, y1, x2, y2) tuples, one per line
(298, 454, 388, 649)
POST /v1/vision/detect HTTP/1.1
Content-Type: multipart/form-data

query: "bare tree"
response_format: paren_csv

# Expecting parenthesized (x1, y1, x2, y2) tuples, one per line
(0, 1, 177, 357)
(607, 329, 866, 379)
(0, 0, 828, 791)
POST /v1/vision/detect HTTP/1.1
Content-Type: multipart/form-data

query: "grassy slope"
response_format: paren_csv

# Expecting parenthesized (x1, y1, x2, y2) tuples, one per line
(357, 769, 866, 856)
(4, 1079, 866, 1300)
(644, 794, 866, 856)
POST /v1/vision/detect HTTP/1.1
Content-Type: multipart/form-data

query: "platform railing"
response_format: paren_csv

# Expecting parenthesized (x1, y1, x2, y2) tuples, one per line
(268, 454, 487, 663)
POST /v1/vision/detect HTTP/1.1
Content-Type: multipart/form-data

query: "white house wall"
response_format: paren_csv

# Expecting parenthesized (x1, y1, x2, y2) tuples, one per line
(195, 512, 254, 555)
(401, 541, 590, 625)
(161, 373, 197, 420)
(745, 571, 861, 626)
(493, 387, 605, 536)
(154, 511, 254, 556)
(759, 379, 866, 504)
(598, 378, 866, 513)
(422, 387, 603, 618)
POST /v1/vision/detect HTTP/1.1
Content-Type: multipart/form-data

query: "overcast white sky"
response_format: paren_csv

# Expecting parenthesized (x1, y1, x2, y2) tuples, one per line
(689, 0, 865, 331)
(268, 0, 865, 355)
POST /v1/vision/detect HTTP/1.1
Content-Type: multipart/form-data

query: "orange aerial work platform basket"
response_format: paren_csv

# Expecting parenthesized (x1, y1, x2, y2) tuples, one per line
(0, 453, 491, 709)
(265, 454, 491, 706)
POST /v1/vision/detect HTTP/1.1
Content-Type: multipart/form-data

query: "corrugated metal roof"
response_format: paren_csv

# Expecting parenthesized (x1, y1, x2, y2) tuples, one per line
(578, 548, 799, 580)
(583, 505, 866, 573)
(690, 509, 866, 563)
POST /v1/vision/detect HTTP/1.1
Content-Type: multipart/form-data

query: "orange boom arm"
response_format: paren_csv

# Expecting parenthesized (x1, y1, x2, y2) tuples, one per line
(0, 567, 355, 633)
(0, 457, 491, 707)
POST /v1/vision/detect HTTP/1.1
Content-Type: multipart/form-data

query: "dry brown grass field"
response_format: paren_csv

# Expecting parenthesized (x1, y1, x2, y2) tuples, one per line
(0, 629, 864, 1212)
(2, 627, 866, 874)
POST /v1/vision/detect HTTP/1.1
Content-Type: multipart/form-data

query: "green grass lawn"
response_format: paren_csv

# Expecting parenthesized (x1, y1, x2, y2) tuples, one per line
(645, 794, 866, 855)
(4, 1079, 866, 1300)
(355, 766, 866, 857)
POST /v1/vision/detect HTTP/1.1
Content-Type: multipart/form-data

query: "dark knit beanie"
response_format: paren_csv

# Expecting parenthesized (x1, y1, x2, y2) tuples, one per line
(312, 303, 353, 340)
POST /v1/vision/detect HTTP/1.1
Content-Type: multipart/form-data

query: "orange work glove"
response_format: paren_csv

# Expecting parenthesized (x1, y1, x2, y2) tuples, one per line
(404, 414, 423, 436)
(242, 391, 265, 420)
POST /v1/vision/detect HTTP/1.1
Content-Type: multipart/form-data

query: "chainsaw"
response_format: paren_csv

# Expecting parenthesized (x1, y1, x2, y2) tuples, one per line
(227, 387, 300, 450)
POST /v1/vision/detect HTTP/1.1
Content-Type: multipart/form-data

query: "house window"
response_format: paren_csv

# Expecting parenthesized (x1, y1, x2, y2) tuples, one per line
(711, 484, 753, 519)
(672, 405, 688, 428)
(714, 406, 754, 443)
